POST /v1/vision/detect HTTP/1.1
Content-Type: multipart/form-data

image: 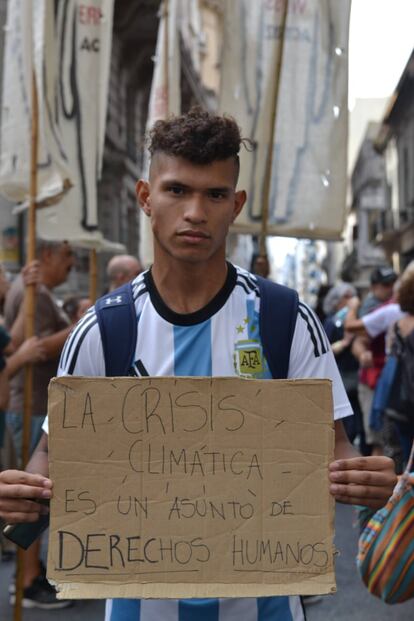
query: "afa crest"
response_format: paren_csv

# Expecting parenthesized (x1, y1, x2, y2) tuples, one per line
(234, 340, 264, 377)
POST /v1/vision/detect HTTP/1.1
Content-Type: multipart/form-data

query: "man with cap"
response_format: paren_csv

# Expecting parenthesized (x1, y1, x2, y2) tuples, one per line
(359, 266, 398, 316)
(344, 266, 399, 456)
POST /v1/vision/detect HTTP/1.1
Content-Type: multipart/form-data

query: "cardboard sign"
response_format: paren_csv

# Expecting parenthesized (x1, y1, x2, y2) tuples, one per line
(47, 377, 336, 600)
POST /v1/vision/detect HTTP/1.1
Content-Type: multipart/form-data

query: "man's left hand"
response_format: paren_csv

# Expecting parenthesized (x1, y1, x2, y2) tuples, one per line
(329, 456, 397, 510)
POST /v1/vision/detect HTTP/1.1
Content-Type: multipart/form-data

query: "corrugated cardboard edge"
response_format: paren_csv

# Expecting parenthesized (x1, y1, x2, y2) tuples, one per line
(55, 573, 337, 600)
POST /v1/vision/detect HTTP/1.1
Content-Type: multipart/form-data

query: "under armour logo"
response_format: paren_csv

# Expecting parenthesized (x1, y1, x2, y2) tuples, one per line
(106, 295, 123, 305)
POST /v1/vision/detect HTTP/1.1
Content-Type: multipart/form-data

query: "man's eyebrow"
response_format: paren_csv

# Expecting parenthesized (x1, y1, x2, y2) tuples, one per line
(160, 179, 189, 188)
(207, 186, 231, 193)
(159, 180, 232, 193)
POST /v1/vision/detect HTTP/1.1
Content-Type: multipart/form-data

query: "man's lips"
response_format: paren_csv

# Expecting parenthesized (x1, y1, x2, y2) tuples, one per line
(177, 230, 210, 240)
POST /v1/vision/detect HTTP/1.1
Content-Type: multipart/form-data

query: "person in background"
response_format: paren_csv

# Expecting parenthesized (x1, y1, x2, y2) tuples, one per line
(250, 252, 271, 279)
(359, 266, 398, 316)
(378, 269, 414, 466)
(62, 295, 91, 324)
(344, 267, 398, 456)
(314, 283, 332, 324)
(0, 264, 11, 319)
(0, 263, 46, 560)
(323, 283, 367, 454)
(3, 240, 75, 610)
(107, 254, 143, 292)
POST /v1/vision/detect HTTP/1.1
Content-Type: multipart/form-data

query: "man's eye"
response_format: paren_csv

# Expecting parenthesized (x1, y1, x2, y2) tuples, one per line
(209, 191, 226, 200)
(168, 186, 185, 195)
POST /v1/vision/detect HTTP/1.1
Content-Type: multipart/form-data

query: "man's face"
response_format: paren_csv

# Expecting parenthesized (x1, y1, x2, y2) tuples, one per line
(372, 282, 394, 302)
(136, 155, 246, 266)
(47, 243, 75, 287)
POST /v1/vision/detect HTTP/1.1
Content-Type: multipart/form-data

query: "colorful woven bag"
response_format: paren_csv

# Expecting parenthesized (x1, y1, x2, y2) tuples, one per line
(357, 441, 414, 604)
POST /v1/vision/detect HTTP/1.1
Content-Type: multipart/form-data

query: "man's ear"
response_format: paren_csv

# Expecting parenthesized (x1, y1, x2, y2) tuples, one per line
(40, 246, 52, 265)
(232, 190, 247, 222)
(136, 180, 151, 216)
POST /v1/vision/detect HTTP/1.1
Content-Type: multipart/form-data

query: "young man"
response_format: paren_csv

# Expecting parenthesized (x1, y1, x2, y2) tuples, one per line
(0, 109, 396, 620)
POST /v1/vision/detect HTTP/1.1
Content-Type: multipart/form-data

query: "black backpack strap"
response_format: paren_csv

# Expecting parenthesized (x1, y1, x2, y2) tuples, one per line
(95, 282, 137, 376)
(256, 276, 299, 379)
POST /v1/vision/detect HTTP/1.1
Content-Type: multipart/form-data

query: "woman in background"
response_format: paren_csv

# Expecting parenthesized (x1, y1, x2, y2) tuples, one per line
(323, 283, 368, 454)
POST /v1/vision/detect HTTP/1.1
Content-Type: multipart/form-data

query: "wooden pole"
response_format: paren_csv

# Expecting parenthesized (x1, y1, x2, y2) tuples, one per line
(259, 0, 289, 257)
(89, 248, 98, 303)
(13, 69, 39, 621)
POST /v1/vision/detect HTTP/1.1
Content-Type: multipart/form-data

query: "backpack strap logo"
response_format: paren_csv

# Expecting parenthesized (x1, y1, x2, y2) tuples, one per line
(104, 295, 125, 306)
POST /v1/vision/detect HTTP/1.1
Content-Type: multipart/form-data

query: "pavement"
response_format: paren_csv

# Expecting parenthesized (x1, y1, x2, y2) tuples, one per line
(1, 504, 414, 621)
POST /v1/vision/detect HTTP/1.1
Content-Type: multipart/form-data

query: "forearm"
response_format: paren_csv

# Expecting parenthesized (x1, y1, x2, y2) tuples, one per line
(344, 314, 367, 335)
(351, 335, 374, 368)
(26, 433, 49, 477)
(5, 349, 27, 378)
(334, 420, 360, 460)
(40, 326, 72, 359)
(9, 301, 26, 348)
(331, 339, 350, 355)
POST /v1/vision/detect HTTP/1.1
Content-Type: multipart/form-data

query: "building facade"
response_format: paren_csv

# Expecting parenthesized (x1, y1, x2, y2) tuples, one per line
(374, 49, 414, 271)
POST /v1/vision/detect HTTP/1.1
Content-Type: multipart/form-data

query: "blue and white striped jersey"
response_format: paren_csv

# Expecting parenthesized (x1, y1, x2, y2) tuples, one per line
(49, 263, 351, 621)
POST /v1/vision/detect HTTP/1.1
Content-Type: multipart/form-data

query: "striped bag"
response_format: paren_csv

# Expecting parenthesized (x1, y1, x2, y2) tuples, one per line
(357, 441, 414, 604)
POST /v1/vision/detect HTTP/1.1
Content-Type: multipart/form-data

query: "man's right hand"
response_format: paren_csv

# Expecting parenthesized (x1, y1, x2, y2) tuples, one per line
(0, 470, 52, 523)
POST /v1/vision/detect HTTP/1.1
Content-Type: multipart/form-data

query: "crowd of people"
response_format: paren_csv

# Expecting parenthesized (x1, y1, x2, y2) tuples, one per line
(0, 244, 142, 608)
(0, 108, 406, 619)
(317, 264, 414, 474)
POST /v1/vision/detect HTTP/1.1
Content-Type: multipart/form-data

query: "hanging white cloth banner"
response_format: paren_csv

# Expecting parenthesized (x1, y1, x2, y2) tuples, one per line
(140, 0, 181, 267)
(0, 0, 72, 207)
(219, 0, 351, 240)
(0, 0, 121, 251)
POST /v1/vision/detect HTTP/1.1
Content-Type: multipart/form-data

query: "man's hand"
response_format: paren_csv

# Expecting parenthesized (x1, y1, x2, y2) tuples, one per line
(329, 456, 397, 510)
(21, 260, 41, 287)
(16, 336, 46, 364)
(0, 470, 52, 523)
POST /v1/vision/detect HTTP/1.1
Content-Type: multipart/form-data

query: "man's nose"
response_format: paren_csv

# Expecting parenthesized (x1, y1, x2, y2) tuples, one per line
(184, 193, 207, 222)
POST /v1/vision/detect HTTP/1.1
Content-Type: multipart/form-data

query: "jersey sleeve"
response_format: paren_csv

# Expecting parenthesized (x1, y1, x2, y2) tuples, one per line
(288, 302, 353, 421)
(42, 307, 105, 435)
(362, 304, 403, 338)
(57, 307, 105, 377)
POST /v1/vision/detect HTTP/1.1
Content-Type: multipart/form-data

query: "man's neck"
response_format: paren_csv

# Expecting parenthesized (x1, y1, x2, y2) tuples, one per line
(151, 258, 228, 315)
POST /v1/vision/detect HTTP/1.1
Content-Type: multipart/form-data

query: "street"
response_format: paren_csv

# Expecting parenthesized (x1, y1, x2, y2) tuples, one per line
(1, 503, 413, 620)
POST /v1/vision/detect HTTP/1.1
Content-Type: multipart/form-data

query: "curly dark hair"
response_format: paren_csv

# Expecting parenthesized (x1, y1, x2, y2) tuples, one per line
(148, 107, 245, 166)
(397, 271, 414, 314)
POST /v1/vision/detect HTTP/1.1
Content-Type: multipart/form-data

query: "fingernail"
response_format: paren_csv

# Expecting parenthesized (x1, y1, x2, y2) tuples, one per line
(40, 505, 49, 514)
(41, 489, 51, 498)
(42, 479, 52, 488)
(330, 484, 338, 493)
(330, 472, 340, 481)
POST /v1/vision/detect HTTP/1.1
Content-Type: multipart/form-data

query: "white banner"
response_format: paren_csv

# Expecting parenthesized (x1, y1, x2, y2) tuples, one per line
(1, 0, 121, 251)
(140, 0, 181, 267)
(0, 0, 72, 207)
(219, 0, 351, 240)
